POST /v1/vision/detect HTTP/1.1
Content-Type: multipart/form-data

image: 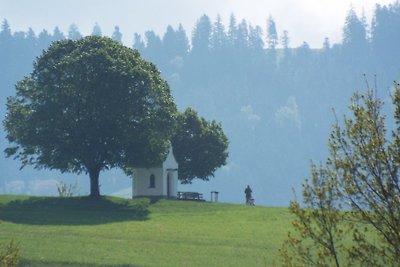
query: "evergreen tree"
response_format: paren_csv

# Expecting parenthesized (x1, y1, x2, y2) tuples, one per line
(322, 37, 330, 50)
(145, 31, 162, 50)
(371, 2, 400, 72)
(0, 19, 12, 40)
(91, 23, 102, 36)
(295, 41, 312, 67)
(26, 28, 37, 45)
(37, 30, 52, 49)
(111, 25, 122, 43)
(266, 16, 278, 49)
(210, 15, 226, 52)
(248, 24, 266, 94)
(162, 25, 177, 59)
(320, 37, 331, 64)
(236, 19, 249, 51)
(162, 24, 189, 62)
(248, 25, 264, 52)
(143, 30, 162, 63)
(227, 13, 237, 48)
(68, 24, 82, 40)
(341, 7, 369, 71)
(132, 33, 145, 53)
(25, 28, 42, 79)
(191, 15, 212, 54)
(175, 24, 189, 57)
(266, 16, 278, 67)
(0, 19, 13, 58)
(52, 27, 65, 41)
(281, 30, 289, 49)
(234, 19, 250, 82)
(12, 31, 29, 64)
(342, 8, 368, 52)
(279, 30, 291, 69)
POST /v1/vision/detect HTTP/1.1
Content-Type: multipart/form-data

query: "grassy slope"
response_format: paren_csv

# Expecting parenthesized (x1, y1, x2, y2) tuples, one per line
(0, 195, 292, 267)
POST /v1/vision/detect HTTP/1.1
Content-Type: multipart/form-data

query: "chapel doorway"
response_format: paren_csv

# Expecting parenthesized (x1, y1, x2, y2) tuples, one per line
(167, 173, 171, 197)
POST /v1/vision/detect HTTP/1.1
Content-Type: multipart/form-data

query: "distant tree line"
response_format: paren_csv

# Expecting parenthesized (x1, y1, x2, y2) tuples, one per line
(1, 4, 399, 90)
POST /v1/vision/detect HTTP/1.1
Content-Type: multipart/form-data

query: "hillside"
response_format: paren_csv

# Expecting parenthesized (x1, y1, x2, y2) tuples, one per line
(0, 195, 292, 267)
(1, 3, 400, 206)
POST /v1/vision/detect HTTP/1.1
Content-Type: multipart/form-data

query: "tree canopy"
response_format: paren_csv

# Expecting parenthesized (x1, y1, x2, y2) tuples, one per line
(4, 36, 177, 197)
(172, 108, 229, 184)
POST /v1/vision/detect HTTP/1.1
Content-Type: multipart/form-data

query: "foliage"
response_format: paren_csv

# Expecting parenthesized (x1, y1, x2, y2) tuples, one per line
(281, 83, 400, 266)
(172, 108, 229, 183)
(3, 36, 177, 197)
(56, 180, 79, 197)
(280, 164, 348, 267)
(0, 239, 20, 267)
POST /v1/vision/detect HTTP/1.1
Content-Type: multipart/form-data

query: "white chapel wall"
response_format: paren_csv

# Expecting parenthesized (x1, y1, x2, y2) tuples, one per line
(133, 167, 164, 197)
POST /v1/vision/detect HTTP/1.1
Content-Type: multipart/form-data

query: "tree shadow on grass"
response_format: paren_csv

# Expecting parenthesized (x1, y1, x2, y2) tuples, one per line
(19, 258, 142, 267)
(0, 196, 150, 226)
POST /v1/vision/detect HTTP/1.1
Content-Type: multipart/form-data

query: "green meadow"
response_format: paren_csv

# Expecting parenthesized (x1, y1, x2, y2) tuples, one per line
(0, 195, 292, 267)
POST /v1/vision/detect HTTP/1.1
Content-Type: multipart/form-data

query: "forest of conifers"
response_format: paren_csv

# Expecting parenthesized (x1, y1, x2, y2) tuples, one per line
(0, 3, 399, 205)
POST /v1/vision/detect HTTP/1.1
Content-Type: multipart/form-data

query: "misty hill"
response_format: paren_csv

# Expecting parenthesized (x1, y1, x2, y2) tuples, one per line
(1, 2, 400, 205)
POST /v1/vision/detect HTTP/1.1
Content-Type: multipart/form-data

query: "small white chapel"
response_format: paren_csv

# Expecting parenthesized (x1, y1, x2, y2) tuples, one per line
(131, 147, 179, 198)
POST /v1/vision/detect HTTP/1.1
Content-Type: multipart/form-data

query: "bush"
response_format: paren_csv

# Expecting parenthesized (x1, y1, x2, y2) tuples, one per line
(57, 180, 79, 197)
(0, 240, 20, 267)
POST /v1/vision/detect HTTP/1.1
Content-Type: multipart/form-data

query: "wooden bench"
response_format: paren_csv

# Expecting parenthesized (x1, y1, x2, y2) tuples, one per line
(178, 191, 204, 201)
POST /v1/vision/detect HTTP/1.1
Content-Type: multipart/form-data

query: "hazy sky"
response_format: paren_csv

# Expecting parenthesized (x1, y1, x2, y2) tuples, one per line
(0, 0, 396, 47)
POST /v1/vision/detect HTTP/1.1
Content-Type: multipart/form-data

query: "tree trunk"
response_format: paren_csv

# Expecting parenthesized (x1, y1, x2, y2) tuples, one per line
(89, 167, 101, 198)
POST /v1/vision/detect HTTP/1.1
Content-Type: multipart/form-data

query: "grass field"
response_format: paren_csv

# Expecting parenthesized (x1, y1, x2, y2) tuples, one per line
(0, 195, 292, 267)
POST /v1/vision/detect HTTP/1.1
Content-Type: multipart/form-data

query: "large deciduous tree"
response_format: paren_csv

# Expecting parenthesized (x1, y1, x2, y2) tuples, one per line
(281, 82, 400, 267)
(4, 36, 177, 198)
(172, 108, 229, 184)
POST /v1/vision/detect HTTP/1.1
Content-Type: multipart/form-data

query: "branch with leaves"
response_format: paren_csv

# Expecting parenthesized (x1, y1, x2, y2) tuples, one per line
(281, 82, 400, 267)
